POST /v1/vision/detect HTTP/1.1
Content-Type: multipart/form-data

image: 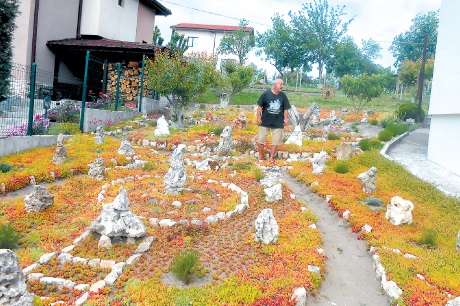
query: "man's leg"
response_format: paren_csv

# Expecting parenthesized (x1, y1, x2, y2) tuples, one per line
(258, 143, 265, 160)
(258, 127, 269, 161)
(269, 145, 278, 161)
(269, 128, 283, 162)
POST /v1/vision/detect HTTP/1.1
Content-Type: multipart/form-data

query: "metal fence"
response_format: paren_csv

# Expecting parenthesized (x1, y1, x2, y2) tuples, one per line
(0, 52, 157, 137)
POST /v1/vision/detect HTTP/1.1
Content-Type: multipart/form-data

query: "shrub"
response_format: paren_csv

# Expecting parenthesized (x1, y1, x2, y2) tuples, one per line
(370, 119, 379, 125)
(385, 123, 409, 136)
(378, 129, 394, 141)
(334, 163, 349, 174)
(418, 228, 438, 248)
(365, 197, 383, 206)
(212, 126, 224, 136)
(0, 162, 13, 173)
(379, 113, 399, 128)
(327, 133, 341, 140)
(396, 103, 426, 122)
(170, 248, 199, 284)
(235, 138, 254, 153)
(0, 222, 21, 249)
(358, 139, 383, 151)
(251, 166, 264, 182)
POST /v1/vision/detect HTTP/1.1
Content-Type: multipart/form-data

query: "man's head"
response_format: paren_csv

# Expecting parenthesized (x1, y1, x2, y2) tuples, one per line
(272, 79, 284, 94)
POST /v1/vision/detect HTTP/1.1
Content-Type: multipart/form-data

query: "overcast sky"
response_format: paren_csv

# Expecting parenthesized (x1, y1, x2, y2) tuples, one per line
(155, 0, 441, 78)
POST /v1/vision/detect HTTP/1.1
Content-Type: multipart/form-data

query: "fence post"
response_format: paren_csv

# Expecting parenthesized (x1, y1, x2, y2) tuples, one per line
(138, 56, 145, 112)
(80, 51, 90, 132)
(115, 63, 121, 111)
(27, 63, 37, 136)
(102, 59, 108, 94)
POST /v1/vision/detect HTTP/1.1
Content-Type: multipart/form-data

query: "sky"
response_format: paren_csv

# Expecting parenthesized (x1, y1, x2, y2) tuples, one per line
(154, 0, 441, 78)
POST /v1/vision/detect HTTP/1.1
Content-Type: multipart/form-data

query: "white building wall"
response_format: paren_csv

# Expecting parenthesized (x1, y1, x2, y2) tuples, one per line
(175, 29, 239, 66)
(11, 0, 35, 67)
(136, 2, 156, 43)
(427, 0, 460, 176)
(81, 0, 139, 41)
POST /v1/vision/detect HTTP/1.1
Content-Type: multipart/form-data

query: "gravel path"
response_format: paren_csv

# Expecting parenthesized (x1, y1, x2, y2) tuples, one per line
(282, 172, 389, 306)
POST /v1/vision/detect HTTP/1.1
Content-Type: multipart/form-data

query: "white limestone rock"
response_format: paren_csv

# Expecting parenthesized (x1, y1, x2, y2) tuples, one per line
(385, 196, 414, 226)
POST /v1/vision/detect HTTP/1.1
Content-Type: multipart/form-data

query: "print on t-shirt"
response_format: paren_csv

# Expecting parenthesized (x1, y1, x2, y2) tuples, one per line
(268, 99, 281, 115)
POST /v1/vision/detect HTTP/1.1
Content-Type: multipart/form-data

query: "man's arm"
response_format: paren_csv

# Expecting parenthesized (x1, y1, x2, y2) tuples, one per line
(283, 109, 289, 126)
(257, 106, 263, 125)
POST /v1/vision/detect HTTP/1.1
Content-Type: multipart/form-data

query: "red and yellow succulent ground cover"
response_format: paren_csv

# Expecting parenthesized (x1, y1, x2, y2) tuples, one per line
(1, 107, 459, 305)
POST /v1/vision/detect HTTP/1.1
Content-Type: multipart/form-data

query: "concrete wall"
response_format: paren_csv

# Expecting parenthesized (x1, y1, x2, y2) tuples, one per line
(427, 0, 460, 176)
(83, 108, 140, 132)
(0, 135, 59, 158)
(136, 2, 156, 43)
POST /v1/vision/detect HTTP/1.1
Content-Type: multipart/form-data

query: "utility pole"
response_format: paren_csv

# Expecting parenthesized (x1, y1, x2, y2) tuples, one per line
(416, 35, 428, 123)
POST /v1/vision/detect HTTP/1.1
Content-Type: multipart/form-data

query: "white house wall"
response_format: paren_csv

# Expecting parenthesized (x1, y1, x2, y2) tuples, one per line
(81, 0, 139, 41)
(176, 29, 239, 65)
(11, 0, 35, 67)
(427, 0, 460, 176)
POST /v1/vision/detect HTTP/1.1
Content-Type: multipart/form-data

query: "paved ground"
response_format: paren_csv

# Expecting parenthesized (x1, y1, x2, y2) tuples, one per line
(385, 127, 460, 198)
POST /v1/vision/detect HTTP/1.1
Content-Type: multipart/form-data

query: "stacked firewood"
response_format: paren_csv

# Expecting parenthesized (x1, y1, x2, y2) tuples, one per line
(106, 61, 149, 102)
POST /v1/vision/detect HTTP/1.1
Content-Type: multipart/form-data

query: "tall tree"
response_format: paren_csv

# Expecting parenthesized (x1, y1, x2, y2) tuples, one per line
(290, 0, 353, 84)
(218, 19, 255, 65)
(146, 51, 219, 127)
(152, 25, 164, 45)
(390, 11, 438, 69)
(256, 14, 304, 76)
(0, 0, 19, 99)
(361, 38, 381, 61)
(166, 29, 189, 57)
(341, 73, 386, 114)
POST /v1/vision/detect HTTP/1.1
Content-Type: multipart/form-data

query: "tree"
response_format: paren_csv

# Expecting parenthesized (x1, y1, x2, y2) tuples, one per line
(328, 37, 381, 78)
(290, 0, 353, 84)
(398, 57, 435, 87)
(0, 0, 19, 99)
(361, 38, 381, 61)
(146, 51, 220, 127)
(340, 73, 386, 114)
(152, 25, 164, 45)
(219, 61, 255, 103)
(218, 19, 255, 65)
(390, 11, 438, 68)
(256, 14, 304, 76)
(166, 29, 189, 56)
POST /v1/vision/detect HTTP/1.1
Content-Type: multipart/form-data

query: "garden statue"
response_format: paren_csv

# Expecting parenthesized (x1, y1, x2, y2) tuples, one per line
(285, 125, 303, 146)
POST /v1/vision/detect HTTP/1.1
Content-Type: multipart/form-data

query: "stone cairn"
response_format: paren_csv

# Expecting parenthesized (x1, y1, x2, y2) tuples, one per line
(260, 169, 283, 202)
(254, 208, 279, 244)
(233, 112, 247, 130)
(52, 133, 67, 164)
(358, 166, 377, 193)
(89, 186, 147, 248)
(88, 156, 106, 181)
(24, 185, 54, 213)
(164, 144, 187, 194)
(118, 140, 135, 155)
(95, 126, 104, 144)
(215, 126, 233, 156)
(154, 115, 170, 136)
(385, 196, 414, 226)
(0, 249, 35, 306)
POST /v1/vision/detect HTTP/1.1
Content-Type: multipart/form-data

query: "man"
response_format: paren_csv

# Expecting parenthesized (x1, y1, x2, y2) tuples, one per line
(256, 78, 291, 163)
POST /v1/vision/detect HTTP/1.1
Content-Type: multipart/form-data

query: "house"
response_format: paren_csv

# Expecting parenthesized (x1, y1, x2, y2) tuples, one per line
(11, 0, 171, 95)
(427, 0, 460, 176)
(171, 23, 254, 68)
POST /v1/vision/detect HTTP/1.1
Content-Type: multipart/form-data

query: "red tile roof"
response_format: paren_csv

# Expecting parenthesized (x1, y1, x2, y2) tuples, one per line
(171, 23, 253, 32)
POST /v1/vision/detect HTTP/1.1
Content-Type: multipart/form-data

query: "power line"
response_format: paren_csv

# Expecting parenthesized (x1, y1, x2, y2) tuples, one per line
(160, 0, 271, 27)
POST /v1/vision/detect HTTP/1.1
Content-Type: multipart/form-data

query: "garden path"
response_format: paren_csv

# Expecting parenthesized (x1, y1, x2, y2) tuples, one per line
(282, 172, 390, 306)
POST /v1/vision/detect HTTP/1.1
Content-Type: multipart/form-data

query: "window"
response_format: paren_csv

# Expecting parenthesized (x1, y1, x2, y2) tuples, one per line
(187, 37, 197, 47)
(118, 0, 124, 7)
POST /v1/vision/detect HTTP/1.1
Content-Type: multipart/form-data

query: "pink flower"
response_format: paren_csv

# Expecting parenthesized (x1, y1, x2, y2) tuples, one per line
(35, 115, 41, 119)
(89, 90, 93, 93)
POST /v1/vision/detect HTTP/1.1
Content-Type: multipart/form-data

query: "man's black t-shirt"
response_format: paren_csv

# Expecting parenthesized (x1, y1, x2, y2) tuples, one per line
(257, 89, 291, 128)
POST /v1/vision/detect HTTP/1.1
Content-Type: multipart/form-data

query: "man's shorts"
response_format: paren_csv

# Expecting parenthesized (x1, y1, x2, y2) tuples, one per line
(258, 126, 284, 146)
